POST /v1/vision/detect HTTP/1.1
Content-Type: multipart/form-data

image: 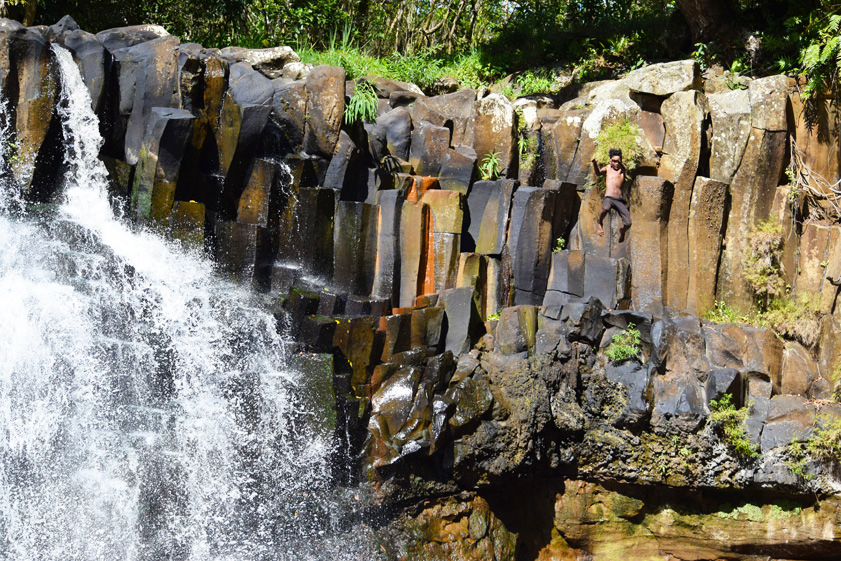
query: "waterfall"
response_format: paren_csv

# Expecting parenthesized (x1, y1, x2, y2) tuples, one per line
(0, 46, 370, 561)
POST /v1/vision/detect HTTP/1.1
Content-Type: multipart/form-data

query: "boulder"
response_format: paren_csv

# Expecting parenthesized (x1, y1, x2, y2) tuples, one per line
(661, 90, 705, 312)
(472, 93, 516, 177)
(8, 27, 58, 192)
(625, 60, 701, 96)
(748, 75, 789, 132)
(214, 220, 261, 285)
(217, 63, 273, 177)
(605, 361, 651, 429)
(475, 179, 518, 256)
(780, 341, 827, 399)
(409, 89, 475, 148)
(304, 65, 346, 157)
(372, 189, 405, 306)
(428, 232, 461, 294)
(398, 200, 430, 308)
(650, 372, 707, 434)
(438, 147, 476, 194)
(218, 45, 300, 79)
(509, 187, 570, 305)
(760, 395, 816, 453)
(496, 306, 537, 355)
(55, 29, 109, 114)
(686, 177, 728, 316)
(131, 107, 195, 224)
(117, 36, 182, 165)
(707, 89, 751, 183)
(421, 188, 463, 234)
(440, 287, 484, 355)
(333, 202, 377, 296)
(236, 157, 276, 227)
(323, 129, 361, 193)
(546, 108, 588, 183)
(271, 78, 308, 154)
(409, 120, 450, 177)
(629, 176, 674, 314)
(95, 24, 169, 52)
(169, 200, 205, 247)
(717, 128, 787, 310)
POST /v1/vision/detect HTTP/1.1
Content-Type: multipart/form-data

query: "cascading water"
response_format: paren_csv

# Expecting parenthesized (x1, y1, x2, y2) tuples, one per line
(0, 45, 372, 561)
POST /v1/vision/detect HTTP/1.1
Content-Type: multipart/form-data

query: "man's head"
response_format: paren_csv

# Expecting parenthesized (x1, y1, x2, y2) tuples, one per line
(609, 148, 622, 169)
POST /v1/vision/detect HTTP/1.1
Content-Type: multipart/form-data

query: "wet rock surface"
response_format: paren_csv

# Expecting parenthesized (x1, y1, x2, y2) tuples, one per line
(4, 18, 841, 561)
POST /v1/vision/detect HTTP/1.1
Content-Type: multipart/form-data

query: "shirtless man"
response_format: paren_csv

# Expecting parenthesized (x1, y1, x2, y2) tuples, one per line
(592, 148, 632, 242)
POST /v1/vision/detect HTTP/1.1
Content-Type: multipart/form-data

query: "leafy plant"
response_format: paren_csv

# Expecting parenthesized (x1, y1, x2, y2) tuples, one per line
(593, 119, 644, 172)
(744, 218, 786, 308)
(799, 12, 841, 100)
(344, 80, 379, 125)
(704, 300, 750, 324)
(604, 323, 641, 362)
(553, 237, 566, 253)
(486, 312, 500, 321)
(479, 151, 502, 180)
(760, 294, 822, 348)
(709, 393, 759, 458)
(806, 414, 841, 463)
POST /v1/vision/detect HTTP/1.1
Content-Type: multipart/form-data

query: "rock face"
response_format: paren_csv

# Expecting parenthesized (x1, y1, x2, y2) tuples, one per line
(7, 18, 841, 561)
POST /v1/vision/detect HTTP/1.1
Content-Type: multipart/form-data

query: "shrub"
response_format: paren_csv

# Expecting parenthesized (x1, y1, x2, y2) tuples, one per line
(709, 393, 759, 458)
(344, 80, 379, 125)
(553, 237, 566, 253)
(744, 218, 786, 307)
(593, 119, 644, 172)
(604, 323, 641, 362)
(760, 294, 822, 348)
(806, 414, 841, 463)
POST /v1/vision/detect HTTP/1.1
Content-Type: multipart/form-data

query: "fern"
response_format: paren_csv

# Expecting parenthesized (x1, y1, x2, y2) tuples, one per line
(344, 81, 378, 125)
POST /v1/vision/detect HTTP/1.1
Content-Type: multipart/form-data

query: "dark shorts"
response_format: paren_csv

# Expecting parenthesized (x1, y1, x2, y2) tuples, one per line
(602, 196, 632, 227)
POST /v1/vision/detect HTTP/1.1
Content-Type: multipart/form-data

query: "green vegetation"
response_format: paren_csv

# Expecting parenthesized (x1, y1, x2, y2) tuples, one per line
(744, 218, 786, 307)
(594, 119, 644, 172)
(709, 393, 759, 458)
(479, 151, 501, 181)
(704, 300, 753, 324)
(486, 312, 500, 322)
(553, 237, 566, 253)
(344, 80, 378, 125)
(786, 414, 841, 479)
(761, 294, 821, 348)
(6, 0, 841, 108)
(604, 323, 641, 362)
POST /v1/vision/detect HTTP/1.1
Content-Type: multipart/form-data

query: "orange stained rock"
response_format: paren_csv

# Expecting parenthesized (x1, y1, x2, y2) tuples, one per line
(407, 176, 439, 202)
(421, 204, 436, 295)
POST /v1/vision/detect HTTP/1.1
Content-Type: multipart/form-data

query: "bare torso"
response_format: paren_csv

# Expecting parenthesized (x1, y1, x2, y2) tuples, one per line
(603, 164, 625, 199)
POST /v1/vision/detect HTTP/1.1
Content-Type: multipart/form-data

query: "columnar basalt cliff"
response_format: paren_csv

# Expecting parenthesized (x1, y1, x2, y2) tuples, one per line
(3, 15, 841, 560)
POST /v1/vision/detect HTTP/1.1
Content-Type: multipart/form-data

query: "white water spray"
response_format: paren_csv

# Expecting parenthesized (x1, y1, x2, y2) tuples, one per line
(0, 46, 370, 561)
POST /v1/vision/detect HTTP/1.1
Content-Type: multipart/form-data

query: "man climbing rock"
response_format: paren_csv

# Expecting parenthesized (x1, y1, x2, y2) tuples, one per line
(592, 149, 632, 242)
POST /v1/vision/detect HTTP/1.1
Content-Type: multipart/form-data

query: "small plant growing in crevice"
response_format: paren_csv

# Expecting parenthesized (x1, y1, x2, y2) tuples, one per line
(744, 217, 785, 308)
(709, 393, 759, 458)
(785, 414, 841, 479)
(344, 80, 378, 125)
(486, 312, 500, 321)
(553, 237, 566, 253)
(604, 323, 641, 362)
(785, 440, 814, 480)
(805, 414, 841, 463)
(760, 293, 822, 348)
(479, 151, 501, 180)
